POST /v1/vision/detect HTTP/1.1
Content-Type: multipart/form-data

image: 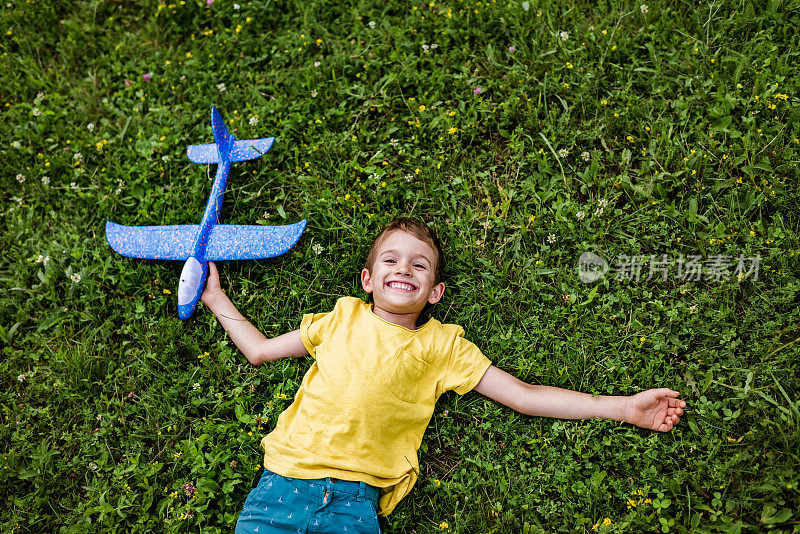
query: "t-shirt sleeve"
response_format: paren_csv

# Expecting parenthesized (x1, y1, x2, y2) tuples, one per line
(299, 299, 344, 358)
(441, 327, 492, 395)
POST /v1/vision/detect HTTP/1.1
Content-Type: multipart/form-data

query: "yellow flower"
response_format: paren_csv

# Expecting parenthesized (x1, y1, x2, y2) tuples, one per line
(603, 518, 612, 526)
(439, 522, 449, 530)
(448, 127, 458, 134)
(419, 105, 426, 111)
(566, 62, 573, 69)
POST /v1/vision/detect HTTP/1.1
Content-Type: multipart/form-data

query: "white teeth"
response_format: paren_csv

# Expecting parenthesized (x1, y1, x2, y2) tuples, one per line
(388, 281, 415, 291)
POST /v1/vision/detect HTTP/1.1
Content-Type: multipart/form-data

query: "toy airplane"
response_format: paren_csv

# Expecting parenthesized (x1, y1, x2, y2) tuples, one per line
(106, 106, 306, 320)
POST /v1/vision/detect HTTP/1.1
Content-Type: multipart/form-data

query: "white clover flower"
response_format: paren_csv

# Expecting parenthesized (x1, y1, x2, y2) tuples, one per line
(594, 207, 604, 217)
(12, 140, 21, 149)
(312, 244, 324, 255)
(368, 20, 376, 28)
(422, 44, 430, 53)
(313, 61, 321, 67)
(598, 198, 609, 208)
(162, 155, 170, 162)
(41, 176, 50, 185)
(233, 3, 240, 8)
(42, 255, 50, 266)
(16, 174, 25, 183)
(390, 139, 399, 147)
(193, 382, 201, 390)
(431, 44, 438, 49)
(558, 148, 569, 158)
(70, 182, 78, 190)
(96, 414, 103, 421)
(89, 462, 99, 471)
(576, 211, 586, 221)
(311, 90, 318, 97)
(87, 123, 95, 131)
(74, 152, 83, 161)
(559, 31, 569, 42)
(18, 374, 25, 382)
(640, 4, 649, 13)
(581, 151, 590, 161)
(249, 116, 258, 126)
(71, 272, 82, 283)
(32, 107, 41, 117)
(216, 83, 226, 92)
(547, 233, 556, 244)
(689, 304, 698, 313)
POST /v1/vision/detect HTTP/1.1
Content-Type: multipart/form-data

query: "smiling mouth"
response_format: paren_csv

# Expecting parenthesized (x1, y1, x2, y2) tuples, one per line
(387, 281, 418, 292)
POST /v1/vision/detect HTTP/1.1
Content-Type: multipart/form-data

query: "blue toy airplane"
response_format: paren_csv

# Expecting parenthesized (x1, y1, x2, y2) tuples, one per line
(106, 106, 306, 320)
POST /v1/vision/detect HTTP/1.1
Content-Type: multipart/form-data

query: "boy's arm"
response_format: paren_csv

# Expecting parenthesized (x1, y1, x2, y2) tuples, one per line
(201, 262, 309, 365)
(473, 365, 685, 432)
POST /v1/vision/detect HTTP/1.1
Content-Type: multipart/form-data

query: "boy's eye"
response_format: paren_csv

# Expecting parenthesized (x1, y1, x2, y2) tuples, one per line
(384, 259, 396, 264)
(413, 263, 426, 269)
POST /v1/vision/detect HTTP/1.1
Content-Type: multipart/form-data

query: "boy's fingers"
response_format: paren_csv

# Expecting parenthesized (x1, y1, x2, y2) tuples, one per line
(667, 396, 685, 408)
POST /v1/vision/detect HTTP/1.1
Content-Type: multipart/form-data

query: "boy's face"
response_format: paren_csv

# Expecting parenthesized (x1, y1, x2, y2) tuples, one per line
(360, 230, 445, 323)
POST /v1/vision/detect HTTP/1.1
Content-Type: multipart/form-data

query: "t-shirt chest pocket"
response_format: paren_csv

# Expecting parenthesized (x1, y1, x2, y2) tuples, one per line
(386, 349, 430, 403)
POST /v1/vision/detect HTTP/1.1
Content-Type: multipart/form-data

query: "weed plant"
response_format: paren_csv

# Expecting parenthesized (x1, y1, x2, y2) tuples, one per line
(1, 0, 799, 532)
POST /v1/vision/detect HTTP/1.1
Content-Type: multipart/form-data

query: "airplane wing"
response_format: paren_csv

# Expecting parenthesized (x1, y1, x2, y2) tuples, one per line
(187, 138, 274, 163)
(105, 221, 196, 260)
(205, 220, 306, 261)
(187, 143, 221, 164)
(230, 138, 275, 162)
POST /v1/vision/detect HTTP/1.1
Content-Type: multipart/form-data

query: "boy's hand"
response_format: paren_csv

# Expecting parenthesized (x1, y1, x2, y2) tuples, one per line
(623, 389, 686, 432)
(201, 261, 223, 307)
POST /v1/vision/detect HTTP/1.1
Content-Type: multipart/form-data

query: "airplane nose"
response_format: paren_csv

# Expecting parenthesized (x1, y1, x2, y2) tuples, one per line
(178, 303, 194, 320)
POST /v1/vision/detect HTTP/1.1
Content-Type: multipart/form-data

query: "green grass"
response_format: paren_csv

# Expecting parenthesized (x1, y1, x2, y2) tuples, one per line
(2, 0, 799, 532)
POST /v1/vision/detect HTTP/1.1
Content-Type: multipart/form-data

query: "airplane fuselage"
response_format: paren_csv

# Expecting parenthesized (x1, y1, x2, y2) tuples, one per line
(177, 159, 231, 319)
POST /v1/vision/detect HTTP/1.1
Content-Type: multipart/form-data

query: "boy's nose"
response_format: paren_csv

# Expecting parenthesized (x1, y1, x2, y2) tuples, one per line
(395, 262, 412, 275)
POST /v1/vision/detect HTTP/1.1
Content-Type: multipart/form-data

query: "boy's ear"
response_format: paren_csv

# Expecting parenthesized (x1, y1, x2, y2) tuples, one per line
(360, 268, 374, 293)
(427, 282, 445, 304)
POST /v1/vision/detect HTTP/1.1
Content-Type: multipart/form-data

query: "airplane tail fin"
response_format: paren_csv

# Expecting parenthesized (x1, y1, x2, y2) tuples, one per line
(187, 106, 274, 163)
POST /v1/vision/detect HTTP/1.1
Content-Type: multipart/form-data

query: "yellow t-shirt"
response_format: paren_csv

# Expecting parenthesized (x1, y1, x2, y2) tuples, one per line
(260, 296, 491, 516)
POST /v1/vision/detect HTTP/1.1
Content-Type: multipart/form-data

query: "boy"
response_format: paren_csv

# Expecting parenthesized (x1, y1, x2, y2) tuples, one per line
(201, 217, 686, 533)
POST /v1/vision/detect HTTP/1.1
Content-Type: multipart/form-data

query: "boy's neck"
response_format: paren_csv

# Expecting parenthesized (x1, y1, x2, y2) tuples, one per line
(370, 304, 423, 330)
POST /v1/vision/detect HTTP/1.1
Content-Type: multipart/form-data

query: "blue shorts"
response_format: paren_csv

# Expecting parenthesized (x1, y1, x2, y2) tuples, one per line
(235, 469, 382, 534)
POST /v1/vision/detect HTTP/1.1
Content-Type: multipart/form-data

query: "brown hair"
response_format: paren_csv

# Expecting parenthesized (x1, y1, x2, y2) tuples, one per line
(364, 217, 444, 284)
